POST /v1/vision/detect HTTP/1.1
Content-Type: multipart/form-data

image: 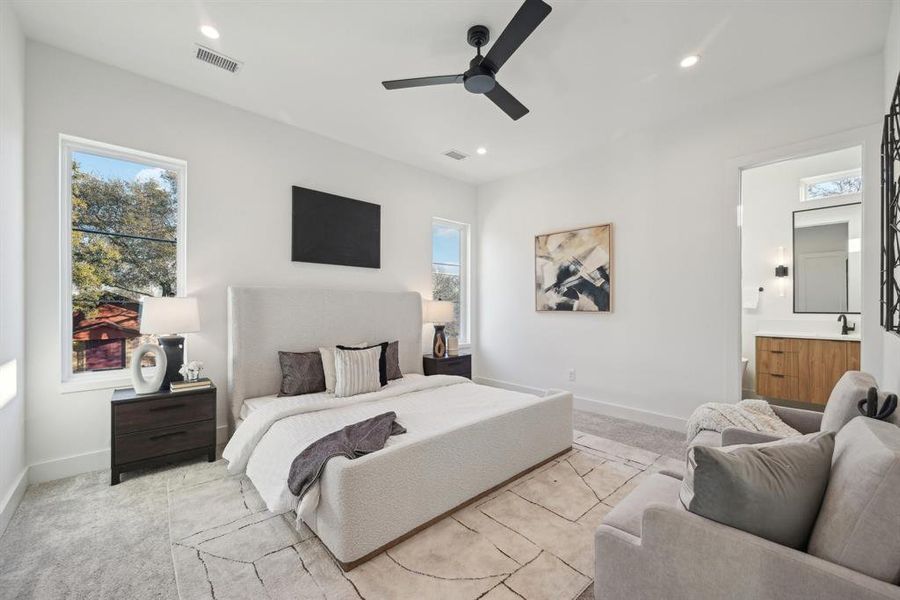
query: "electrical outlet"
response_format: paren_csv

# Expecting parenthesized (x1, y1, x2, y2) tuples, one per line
(568, 369, 576, 382)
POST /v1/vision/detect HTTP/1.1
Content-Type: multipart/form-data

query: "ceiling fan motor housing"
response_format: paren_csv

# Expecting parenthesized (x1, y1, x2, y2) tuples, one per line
(467, 25, 490, 48)
(464, 59, 496, 94)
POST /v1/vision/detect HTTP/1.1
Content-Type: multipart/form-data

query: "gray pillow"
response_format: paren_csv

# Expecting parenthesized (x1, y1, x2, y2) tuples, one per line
(680, 431, 835, 549)
(277, 351, 326, 397)
(385, 341, 402, 381)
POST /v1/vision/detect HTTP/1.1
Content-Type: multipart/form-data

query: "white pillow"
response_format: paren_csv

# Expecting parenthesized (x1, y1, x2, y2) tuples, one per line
(334, 346, 382, 398)
(320, 342, 367, 392)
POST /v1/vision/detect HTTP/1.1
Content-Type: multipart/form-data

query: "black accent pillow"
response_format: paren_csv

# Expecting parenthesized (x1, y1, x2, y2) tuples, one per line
(338, 342, 389, 386)
(385, 341, 402, 381)
(277, 351, 326, 397)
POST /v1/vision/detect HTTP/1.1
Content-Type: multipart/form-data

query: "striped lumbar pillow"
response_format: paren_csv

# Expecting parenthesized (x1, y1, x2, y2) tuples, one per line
(334, 346, 383, 398)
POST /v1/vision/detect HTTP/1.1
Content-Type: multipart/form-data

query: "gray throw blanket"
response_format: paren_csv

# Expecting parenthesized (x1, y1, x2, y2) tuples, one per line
(288, 411, 406, 500)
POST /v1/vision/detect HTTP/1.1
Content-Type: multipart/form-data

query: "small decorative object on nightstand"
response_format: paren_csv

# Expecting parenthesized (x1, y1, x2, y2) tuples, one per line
(110, 382, 216, 485)
(424, 299, 454, 357)
(423, 351, 471, 379)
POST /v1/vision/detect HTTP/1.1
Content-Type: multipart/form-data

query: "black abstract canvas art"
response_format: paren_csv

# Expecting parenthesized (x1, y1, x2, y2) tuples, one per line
(535, 224, 612, 312)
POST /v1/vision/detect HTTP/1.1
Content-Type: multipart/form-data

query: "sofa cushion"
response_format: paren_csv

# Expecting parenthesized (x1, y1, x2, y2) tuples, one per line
(820, 371, 878, 433)
(602, 472, 683, 538)
(808, 417, 900, 584)
(680, 431, 834, 549)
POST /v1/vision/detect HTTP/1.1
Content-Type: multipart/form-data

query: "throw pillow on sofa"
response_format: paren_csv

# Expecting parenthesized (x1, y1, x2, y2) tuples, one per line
(680, 431, 834, 549)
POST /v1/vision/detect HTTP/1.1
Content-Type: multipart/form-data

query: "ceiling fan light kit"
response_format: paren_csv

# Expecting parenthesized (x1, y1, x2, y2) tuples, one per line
(381, 0, 552, 120)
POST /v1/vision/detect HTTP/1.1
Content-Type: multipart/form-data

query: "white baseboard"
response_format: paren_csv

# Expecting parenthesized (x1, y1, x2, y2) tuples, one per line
(0, 469, 28, 537)
(27, 425, 230, 485)
(28, 448, 109, 484)
(474, 376, 687, 433)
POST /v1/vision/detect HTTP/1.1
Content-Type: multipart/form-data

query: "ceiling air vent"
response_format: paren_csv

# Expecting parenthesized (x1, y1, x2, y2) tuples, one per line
(195, 45, 242, 73)
(443, 149, 469, 161)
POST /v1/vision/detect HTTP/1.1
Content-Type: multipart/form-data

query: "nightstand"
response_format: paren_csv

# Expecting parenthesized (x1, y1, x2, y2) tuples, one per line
(110, 384, 216, 485)
(423, 352, 472, 379)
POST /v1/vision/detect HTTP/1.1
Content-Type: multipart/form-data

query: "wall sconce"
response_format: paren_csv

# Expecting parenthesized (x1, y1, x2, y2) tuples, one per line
(775, 246, 789, 297)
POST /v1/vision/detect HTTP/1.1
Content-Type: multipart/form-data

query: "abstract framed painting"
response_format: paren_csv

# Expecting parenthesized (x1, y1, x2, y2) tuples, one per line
(535, 223, 612, 312)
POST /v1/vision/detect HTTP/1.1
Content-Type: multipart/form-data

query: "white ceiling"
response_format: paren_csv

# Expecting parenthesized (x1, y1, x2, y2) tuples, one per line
(12, 0, 891, 184)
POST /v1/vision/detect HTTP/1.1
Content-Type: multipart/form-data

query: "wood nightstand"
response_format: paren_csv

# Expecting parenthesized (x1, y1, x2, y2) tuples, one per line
(110, 384, 217, 485)
(423, 352, 472, 379)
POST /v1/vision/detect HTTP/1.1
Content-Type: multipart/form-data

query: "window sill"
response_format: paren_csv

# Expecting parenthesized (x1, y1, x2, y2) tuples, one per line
(60, 371, 134, 395)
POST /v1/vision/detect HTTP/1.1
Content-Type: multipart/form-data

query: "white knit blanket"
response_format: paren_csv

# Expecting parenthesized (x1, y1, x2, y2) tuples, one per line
(686, 399, 801, 441)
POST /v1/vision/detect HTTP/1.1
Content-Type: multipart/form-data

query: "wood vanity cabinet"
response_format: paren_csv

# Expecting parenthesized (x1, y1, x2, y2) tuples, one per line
(756, 336, 861, 406)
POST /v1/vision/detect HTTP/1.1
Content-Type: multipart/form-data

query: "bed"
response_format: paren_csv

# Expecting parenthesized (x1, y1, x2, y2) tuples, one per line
(223, 286, 573, 569)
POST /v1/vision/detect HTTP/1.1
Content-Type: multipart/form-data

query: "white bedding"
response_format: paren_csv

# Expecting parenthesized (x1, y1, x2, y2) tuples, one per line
(223, 374, 550, 514)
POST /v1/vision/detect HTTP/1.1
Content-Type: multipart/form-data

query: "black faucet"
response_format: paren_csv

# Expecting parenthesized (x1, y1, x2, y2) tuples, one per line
(837, 314, 856, 335)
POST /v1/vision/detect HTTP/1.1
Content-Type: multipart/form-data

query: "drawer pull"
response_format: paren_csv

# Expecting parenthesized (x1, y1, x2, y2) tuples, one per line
(770, 350, 784, 354)
(149, 403, 186, 412)
(770, 374, 784, 379)
(149, 430, 187, 441)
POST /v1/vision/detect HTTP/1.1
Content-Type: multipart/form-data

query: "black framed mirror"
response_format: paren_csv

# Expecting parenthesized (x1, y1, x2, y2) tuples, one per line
(793, 202, 862, 314)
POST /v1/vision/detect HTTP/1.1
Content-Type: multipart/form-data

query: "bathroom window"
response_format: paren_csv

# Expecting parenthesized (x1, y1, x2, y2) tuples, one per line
(432, 218, 470, 345)
(800, 169, 862, 202)
(60, 135, 186, 386)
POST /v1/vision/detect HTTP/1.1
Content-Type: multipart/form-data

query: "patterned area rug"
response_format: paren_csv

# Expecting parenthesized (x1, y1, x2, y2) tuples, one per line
(169, 431, 683, 600)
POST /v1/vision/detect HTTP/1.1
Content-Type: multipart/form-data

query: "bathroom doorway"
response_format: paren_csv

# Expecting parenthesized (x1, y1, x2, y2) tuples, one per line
(740, 146, 863, 407)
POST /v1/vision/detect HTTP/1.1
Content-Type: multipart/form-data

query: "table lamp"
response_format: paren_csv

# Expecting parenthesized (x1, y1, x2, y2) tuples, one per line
(136, 296, 200, 392)
(424, 299, 454, 357)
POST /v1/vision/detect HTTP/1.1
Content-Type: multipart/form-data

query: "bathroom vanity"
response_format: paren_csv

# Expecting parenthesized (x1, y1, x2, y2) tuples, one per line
(755, 333, 860, 406)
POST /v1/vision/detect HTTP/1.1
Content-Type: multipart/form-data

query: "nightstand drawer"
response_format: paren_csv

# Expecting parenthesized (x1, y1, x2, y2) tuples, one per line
(423, 354, 472, 378)
(115, 420, 214, 465)
(114, 392, 215, 434)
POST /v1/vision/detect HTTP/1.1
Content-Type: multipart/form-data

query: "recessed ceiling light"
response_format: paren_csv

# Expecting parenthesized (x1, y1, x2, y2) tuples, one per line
(200, 25, 220, 40)
(476, 147, 487, 155)
(680, 54, 700, 69)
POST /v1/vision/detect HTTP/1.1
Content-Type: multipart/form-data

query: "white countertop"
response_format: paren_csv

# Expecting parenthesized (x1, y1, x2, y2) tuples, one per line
(754, 331, 861, 342)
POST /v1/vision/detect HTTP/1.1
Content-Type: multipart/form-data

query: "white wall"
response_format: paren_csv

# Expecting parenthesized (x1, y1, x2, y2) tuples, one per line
(476, 54, 884, 430)
(0, 3, 27, 533)
(741, 148, 862, 394)
(882, 0, 900, 393)
(24, 42, 477, 481)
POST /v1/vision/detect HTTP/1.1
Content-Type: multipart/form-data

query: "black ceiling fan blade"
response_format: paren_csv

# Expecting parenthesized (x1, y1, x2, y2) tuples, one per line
(485, 83, 529, 120)
(382, 74, 464, 90)
(481, 0, 551, 74)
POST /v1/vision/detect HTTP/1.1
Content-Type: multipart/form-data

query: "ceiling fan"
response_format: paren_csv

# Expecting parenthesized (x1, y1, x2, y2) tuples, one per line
(381, 0, 552, 121)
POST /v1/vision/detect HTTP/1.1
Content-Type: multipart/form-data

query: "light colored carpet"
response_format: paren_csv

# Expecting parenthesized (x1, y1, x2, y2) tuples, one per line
(0, 413, 686, 600)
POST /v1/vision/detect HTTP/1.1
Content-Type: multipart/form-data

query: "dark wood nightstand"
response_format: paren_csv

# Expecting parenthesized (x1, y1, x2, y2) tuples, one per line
(110, 384, 217, 485)
(423, 352, 472, 379)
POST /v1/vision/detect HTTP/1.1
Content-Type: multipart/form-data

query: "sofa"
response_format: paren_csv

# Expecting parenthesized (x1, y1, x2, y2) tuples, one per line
(690, 371, 894, 448)
(594, 416, 900, 600)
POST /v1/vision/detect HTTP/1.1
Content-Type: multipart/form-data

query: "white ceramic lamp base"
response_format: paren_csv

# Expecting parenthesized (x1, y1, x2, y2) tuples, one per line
(131, 343, 168, 394)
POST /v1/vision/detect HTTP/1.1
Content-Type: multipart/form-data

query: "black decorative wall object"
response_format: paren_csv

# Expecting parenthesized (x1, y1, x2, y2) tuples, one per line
(291, 186, 381, 269)
(882, 71, 900, 334)
(858, 387, 898, 421)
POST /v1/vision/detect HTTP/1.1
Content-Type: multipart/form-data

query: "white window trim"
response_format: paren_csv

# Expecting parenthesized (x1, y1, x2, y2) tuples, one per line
(432, 217, 471, 346)
(799, 168, 862, 202)
(59, 135, 187, 393)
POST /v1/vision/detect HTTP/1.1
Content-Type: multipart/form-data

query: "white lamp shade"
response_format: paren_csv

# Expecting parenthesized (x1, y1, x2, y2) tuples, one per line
(424, 300, 454, 324)
(139, 297, 200, 334)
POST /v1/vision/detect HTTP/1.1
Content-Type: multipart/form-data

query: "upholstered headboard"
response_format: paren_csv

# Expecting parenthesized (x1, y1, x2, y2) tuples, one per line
(227, 286, 424, 421)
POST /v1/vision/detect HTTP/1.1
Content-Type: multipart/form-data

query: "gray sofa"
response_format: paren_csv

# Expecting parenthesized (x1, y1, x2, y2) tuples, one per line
(594, 415, 900, 600)
(690, 371, 890, 448)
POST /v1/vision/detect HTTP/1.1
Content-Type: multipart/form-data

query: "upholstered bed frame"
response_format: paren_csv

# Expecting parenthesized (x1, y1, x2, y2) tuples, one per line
(226, 286, 573, 569)
(227, 286, 424, 424)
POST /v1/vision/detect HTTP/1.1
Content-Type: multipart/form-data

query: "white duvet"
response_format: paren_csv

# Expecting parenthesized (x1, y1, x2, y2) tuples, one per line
(223, 374, 549, 515)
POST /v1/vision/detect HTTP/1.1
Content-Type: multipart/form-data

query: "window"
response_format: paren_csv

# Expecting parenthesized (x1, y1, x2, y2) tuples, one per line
(61, 136, 185, 382)
(431, 218, 470, 344)
(800, 169, 862, 202)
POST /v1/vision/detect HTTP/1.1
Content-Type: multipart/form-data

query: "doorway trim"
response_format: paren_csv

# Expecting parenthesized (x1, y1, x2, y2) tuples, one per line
(724, 123, 882, 403)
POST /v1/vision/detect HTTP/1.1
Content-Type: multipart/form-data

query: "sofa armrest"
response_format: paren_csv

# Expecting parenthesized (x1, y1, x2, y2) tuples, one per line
(771, 404, 822, 434)
(637, 504, 900, 600)
(720, 427, 782, 446)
